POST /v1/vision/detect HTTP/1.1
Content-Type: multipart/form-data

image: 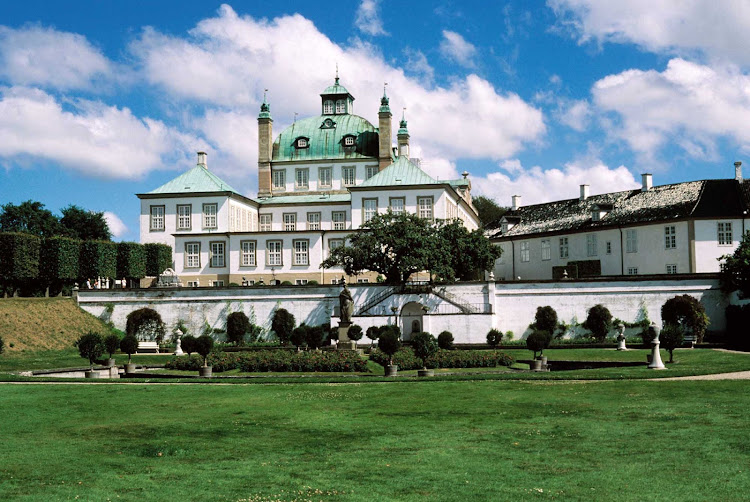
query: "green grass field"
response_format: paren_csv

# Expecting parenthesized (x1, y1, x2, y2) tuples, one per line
(0, 379, 748, 501)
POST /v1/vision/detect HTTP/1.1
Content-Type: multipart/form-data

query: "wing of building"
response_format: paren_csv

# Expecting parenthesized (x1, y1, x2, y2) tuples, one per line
(137, 79, 479, 286)
(491, 167, 750, 281)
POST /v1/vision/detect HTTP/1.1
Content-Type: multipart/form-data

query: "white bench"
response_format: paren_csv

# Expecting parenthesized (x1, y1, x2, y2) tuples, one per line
(137, 341, 159, 353)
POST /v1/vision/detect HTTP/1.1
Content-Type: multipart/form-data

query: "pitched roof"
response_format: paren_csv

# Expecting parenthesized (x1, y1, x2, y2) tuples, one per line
(147, 165, 239, 195)
(357, 156, 438, 187)
(491, 179, 747, 239)
(256, 193, 351, 205)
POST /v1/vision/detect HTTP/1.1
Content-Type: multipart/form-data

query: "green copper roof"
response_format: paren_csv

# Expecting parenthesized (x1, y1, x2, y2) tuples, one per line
(256, 193, 351, 205)
(321, 77, 353, 98)
(148, 165, 239, 195)
(358, 156, 438, 187)
(258, 93, 272, 120)
(272, 114, 379, 161)
(379, 89, 391, 114)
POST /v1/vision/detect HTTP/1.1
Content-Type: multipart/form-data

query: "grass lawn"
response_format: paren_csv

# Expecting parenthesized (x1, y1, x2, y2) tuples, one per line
(0, 379, 748, 501)
(0, 348, 173, 372)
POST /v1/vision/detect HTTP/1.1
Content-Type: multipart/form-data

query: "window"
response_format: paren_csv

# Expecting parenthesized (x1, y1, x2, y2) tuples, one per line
(329, 238, 344, 257)
(185, 242, 200, 268)
(212, 280, 225, 287)
(283, 213, 297, 231)
(240, 241, 256, 267)
(627, 267, 638, 275)
(626, 229, 638, 253)
(541, 239, 551, 261)
(418, 196, 433, 220)
(295, 169, 309, 189)
(319, 167, 332, 188)
(344, 135, 356, 147)
(520, 241, 530, 262)
(666, 264, 678, 274)
(363, 198, 378, 223)
(295, 279, 308, 285)
(296, 138, 308, 149)
(272, 170, 286, 190)
(150, 205, 165, 231)
(293, 239, 309, 265)
(592, 211, 601, 222)
(342, 166, 355, 186)
(259, 214, 271, 232)
(366, 165, 378, 179)
(307, 212, 321, 230)
(389, 197, 405, 214)
(606, 241, 612, 255)
(267, 241, 282, 266)
(210, 241, 225, 268)
(586, 234, 598, 256)
(335, 99, 346, 113)
(501, 222, 509, 234)
(559, 237, 569, 259)
(186, 280, 200, 287)
(665, 226, 676, 249)
(718, 222, 733, 245)
(203, 204, 217, 229)
(323, 100, 333, 114)
(176, 204, 191, 230)
(357, 278, 369, 283)
(333, 211, 346, 230)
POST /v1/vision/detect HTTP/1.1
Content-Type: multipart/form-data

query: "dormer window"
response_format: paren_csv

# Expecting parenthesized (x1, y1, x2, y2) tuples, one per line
(592, 211, 601, 222)
(501, 222, 508, 233)
(323, 100, 333, 114)
(335, 99, 346, 114)
(295, 137, 309, 149)
(343, 135, 356, 147)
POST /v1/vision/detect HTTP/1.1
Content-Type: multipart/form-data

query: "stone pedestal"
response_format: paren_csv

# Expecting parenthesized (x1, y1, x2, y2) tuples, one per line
(85, 370, 101, 379)
(174, 336, 184, 356)
(617, 338, 627, 351)
(337, 322, 356, 350)
(108, 366, 120, 379)
(648, 324, 667, 370)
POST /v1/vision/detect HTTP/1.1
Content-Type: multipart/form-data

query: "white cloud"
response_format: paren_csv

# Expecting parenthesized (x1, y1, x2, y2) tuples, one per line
(129, 6, 545, 180)
(592, 58, 750, 162)
(103, 211, 127, 238)
(549, 0, 750, 64)
(355, 0, 388, 36)
(439, 30, 477, 68)
(473, 158, 640, 207)
(0, 86, 198, 179)
(0, 25, 112, 90)
(402, 48, 434, 85)
(557, 99, 591, 131)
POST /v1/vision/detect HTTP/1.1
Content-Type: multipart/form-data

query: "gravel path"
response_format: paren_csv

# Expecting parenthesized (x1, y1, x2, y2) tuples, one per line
(652, 371, 750, 381)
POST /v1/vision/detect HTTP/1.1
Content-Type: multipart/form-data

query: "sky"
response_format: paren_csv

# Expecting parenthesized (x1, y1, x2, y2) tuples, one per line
(2, 0, 750, 242)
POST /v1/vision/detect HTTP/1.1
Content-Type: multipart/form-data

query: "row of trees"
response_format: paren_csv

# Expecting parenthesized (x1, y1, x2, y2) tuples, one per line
(321, 211, 502, 285)
(0, 234, 172, 296)
(0, 200, 111, 241)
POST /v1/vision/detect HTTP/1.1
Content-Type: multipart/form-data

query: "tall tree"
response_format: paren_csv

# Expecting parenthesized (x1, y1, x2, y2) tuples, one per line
(433, 219, 502, 281)
(60, 205, 111, 241)
(720, 231, 750, 299)
(0, 200, 62, 237)
(472, 195, 508, 230)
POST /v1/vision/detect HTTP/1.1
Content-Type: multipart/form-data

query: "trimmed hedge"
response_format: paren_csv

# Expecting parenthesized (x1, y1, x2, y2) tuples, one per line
(370, 347, 514, 370)
(40, 236, 80, 281)
(144, 243, 172, 277)
(0, 232, 40, 281)
(165, 350, 368, 373)
(79, 240, 117, 280)
(117, 242, 146, 280)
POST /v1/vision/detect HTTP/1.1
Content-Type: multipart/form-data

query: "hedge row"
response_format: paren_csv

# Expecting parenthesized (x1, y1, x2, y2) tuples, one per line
(165, 350, 368, 373)
(370, 347, 515, 370)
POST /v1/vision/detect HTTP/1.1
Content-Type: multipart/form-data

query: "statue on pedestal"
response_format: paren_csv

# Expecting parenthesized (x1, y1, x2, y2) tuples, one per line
(339, 281, 354, 325)
(616, 323, 627, 351)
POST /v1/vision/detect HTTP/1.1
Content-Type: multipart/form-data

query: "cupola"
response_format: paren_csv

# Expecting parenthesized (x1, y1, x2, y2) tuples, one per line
(320, 74, 355, 115)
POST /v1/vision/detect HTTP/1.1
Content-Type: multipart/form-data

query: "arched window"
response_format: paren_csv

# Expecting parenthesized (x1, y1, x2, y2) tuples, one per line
(296, 138, 308, 148)
(343, 135, 355, 146)
(335, 99, 346, 114)
(323, 100, 333, 114)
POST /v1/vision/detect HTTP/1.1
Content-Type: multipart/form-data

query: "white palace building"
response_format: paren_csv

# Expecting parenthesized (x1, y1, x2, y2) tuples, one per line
(137, 79, 480, 286)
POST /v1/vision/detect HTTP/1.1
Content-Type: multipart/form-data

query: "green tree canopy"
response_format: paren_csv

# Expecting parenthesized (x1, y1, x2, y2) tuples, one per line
(60, 205, 111, 241)
(720, 232, 750, 299)
(472, 195, 508, 230)
(0, 200, 62, 237)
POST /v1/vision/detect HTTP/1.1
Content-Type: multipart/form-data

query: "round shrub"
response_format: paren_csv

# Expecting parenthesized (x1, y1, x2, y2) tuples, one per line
(486, 329, 503, 348)
(307, 280, 319, 285)
(75, 331, 105, 369)
(661, 295, 709, 343)
(585, 304, 612, 341)
(411, 332, 438, 368)
(104, 333, 121, 358)
(119, 335, 138, 362)
(535, 306, 559, 337)
(526, 330, 551, 358)
(271, 308, 295, 345)
(181, 334, 197, 355)
(347, 324, 363, 342)
(281, 280, 293, 286)
(306, 325, 326, 349)
(660, 323, 685, 363)
(226, 311, 250, 346)
(291, 324, 309, 349)
(437, 331, 454, 350)
(378, 329, 402, 365)
(366, 326, 380, 345)
(125, 307, 165, 340)
(195, 335, 214, 366)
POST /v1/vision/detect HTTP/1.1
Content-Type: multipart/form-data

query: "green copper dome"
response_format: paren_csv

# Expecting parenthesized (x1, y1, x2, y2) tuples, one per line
(272, 114, 379, 161)
(321, 77, 353, 98)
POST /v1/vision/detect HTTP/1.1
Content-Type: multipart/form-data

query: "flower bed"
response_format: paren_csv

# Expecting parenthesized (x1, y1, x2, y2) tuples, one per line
(165, 350, 367, 373)
(370, 348, 514, 370)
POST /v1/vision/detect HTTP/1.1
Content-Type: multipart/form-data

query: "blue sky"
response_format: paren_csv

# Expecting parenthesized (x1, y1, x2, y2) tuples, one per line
(1, 0, 749, 241)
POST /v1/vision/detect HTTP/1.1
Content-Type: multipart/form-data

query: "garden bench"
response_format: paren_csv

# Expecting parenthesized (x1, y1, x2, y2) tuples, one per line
(137, 341, 159, 353)
(684, 334, 697, 348)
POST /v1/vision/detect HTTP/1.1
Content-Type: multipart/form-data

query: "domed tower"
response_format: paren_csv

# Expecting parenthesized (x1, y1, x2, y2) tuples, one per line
(257, 92, 273, 197)
(397, 110, 409, 159)
(320, 76, 355, 115)
(378, 87, 392, 171)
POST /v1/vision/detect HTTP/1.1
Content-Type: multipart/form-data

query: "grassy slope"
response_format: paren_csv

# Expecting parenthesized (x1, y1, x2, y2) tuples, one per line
(0, 380, 748, 501)
(0, 297, 110, 352)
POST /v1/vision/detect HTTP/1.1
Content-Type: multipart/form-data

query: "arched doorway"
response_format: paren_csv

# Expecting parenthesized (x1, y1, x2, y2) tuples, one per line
(400, 302, 424, 341)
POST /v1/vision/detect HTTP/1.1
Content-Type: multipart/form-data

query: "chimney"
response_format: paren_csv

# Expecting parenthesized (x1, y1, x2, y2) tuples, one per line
(735, 161, 743, 182)
(641, 173, 652, 192)
(512, 195, 521, 211)
(197, 151, 207, 169)
(579, 184, 589, 201)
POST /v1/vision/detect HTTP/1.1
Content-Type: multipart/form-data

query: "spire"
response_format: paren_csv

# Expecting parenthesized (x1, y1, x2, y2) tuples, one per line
(398, 108, 408, 135)
(335, 63, 339, 85)
(379, 83, 390, 113)
(258, 89, 272, 119)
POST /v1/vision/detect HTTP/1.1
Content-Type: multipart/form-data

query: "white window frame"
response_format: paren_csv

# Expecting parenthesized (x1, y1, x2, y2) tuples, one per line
(418, 196, 434, 221)
(295, 168, 309, 189)
(627, 267, 638, 275)
(267, 241, 282, 266)
(357, 278, 369, 283)
(344, 136, 356, 147)
(272, 170, 286, 190)
(283, 213, 297, 231)
(559, 237, 568, 259)
(606, 241, 612, 255)
(342, 166, 355, 186)
(335, 99, 346, 114)
(176, 204, 191, 231)
(366, 165, 378, 179)
(307, 212, 321, 230)
(295, 279, 308, 285)
(666, 264, 678, 274)
(626, 229, 638, 253)
(203, 203, 217, 229)
(323, 100, 333, 114)
(333, 211, 346, 230)
(185, 242, 200, 268)
(319, 167, 332, 188)
(363, 198, 378, 223)
(718, 222, 733, 246)
(541, 239, 551, 261)
(665, 226, 676, 249)
(150, 205, 165, 231)
(586, 234, 598, 257)
(240, 240, 256, 267)
(209, 241, 225, 268)
(520, 241, 530, 262)
(296, 138, 308, 148)
(389, 197, 405, 215)
(293, 239, 309, 266)
(329, 238, 344, 258)
(259, 214, 272, 232)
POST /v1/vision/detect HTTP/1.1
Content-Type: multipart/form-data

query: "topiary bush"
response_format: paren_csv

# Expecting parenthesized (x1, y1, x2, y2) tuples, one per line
(180, 335, 197, 355)
(534, 306, 559, 337)
(378, 329, 402, 366)
(271, 308, 295, 345)
(584, 304, 612, 342)
(366, 326, 380, 346)
(661, 295, 709, 343)
(75, 331, 105, 370)
(486, 328, 503, 348)
(195, 335, 214, 367)
(305, 325, 326, 349)
(526, 330, 551, 359)
(411, 332, 438, 369)
(104, 333, 121, 359)
(291, 324, 309, 349)
(226, 311, 250, 346)
(119, 335, 138, 363)
(347, 324, 363, 346)
(660, 323, 685, 363)
(370, 347, 421, 370)
(437, 331, 454, 350)
(125, 307, 165, 342)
